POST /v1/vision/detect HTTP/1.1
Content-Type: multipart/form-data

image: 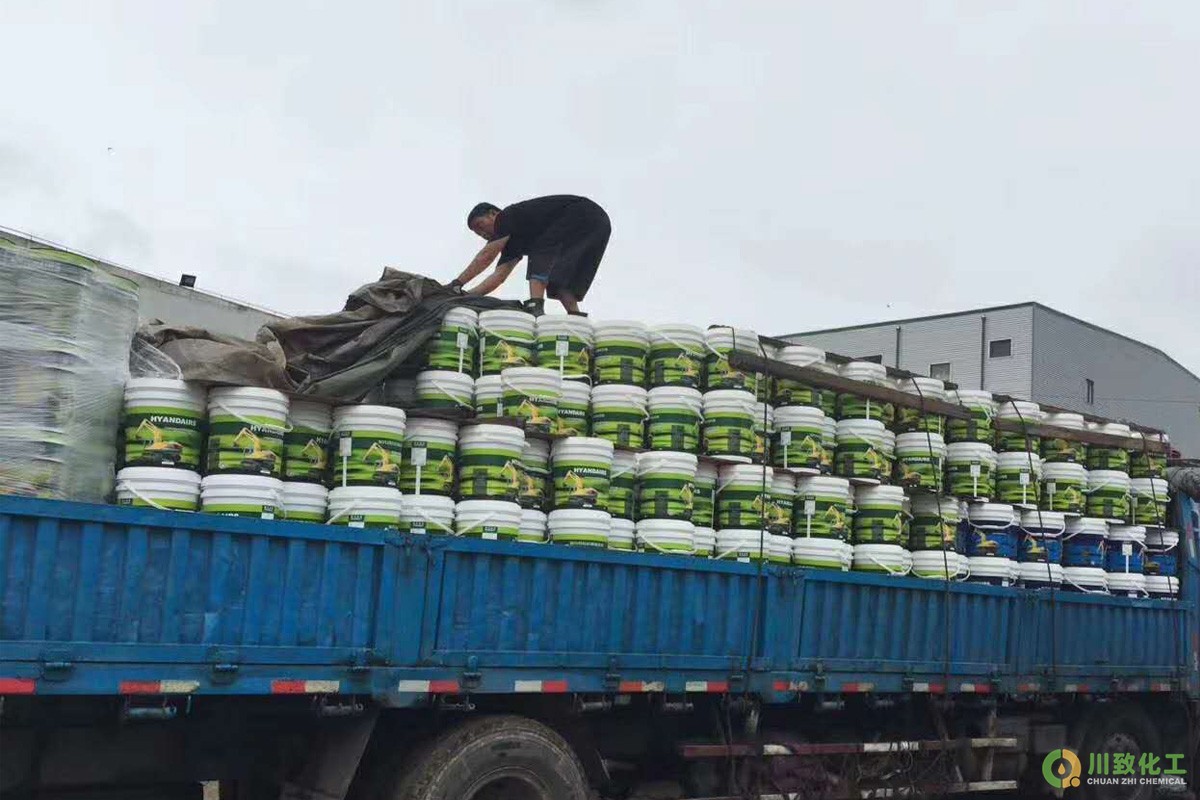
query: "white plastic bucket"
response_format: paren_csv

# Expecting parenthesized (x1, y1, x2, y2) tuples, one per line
(794, 475, 851, 539)
(1062, 566, 1109, 594)
(715, 529, 769, 562)
(703, 326, 764, 396)
(946, 389, 996, 444)
(835, 418, 888, 483)
(772, 346, 829, 410)
(592, 320, 649, 386)
(751, 403, 774, 463)
(772, 405, 825, 474)
(473, 375, 505, 418)
(895, 376, 946, 434)
(1106, 572, 1147, 599)
(1018, 561, 1064, 589)
(414, 370, 475, 410)
(423, 306, 478, 374)
(637, 451, 699, 521)
(1087, 423, 1133, 472)
(1063, 517, 1109, 568)
(908, 494, 960, 552)
(1019, 510, 1066, 564)
(327, 485, 402, 529)
(400, 418, 459, 497)
(282, 481, 328, 523)
(966, 557, 1018, 587)
(201, 474, 285, 519)
(1130, 432, 1168, 479)
(852, 484, 906, 545)
(820, 418, 837, 473)
(767, 533, 793, 565)
(551, 437, 613, 510)
(207, 387, 290, 477)
(717, 463, 773, 529)
(478, 309, 536, 376)
(591, 384, 648, 449)
(1086, 469, 1131, 522)
(535, 315, 594, 378)
(692, 460, 717, 527)
(837, 361, 894, 426)
(945, 442, 997, 500)
(647, 386, 703, 453)
(994, 451, 1042, 508)
(692, 525, 716, 557)
(1145, 575, 1179, 598)
(456, 499, 523, 541)
(330, 405, 407, 488)
(648, 323, 705, 389)
(398, 494, 455, 536)
(115, 466, 201, 511)
(122, 378, 207, 471)
(1041, 412, 1087, 464)
(501, 367, 562, 434)
(556, 380, 592, 437)
(519, 508, 547, 543)
(852, 544, 912, 576)
(912, 550, 968, 580)
(608, 517, 636, 551)
(965, 503, 1020, 560)
(793, 537, 852, 570)
(894, 432, 946, 492)
(702, 389, 757, 462)
(284, 400, 333, 483)
(548, 508, 612, 547)
(518, 438, 551, 509)
(769, 472, 796, 533)
(1130, 478, 1170, 526)
(995, 400, 1045, 453)
(602, 450, 637, 520)
(636, 519, 695, 555)
(1105, 524, 1147, 575)
(458, 423, 526, 501)
(1041, 461, 1087, 515)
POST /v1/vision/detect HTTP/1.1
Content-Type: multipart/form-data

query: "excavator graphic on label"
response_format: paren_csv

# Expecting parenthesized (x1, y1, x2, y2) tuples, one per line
(499, 460, 524, 499)
(491, 339, 528, 369)
(231, 428, 278, 472)
(364, 443, 401, 484)
(562, 471, 600, 506)
(517, 399, 553, 429)
(299, 439, 328, 474)
(672, 353, 701, 384)
(133, 419, 184, 464)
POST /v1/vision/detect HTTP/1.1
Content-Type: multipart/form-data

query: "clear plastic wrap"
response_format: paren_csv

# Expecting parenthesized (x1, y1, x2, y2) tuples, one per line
(0, 235, 139, 502)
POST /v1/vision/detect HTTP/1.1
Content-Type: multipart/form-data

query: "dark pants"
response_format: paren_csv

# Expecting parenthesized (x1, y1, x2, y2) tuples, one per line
(525, 200, 611, 301)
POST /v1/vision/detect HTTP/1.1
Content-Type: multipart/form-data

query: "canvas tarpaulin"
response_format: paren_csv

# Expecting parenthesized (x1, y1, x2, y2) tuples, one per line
(136, 269, 517, 400)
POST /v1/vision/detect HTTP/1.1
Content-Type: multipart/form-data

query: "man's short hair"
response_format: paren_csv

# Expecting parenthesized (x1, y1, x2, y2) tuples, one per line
(467, 202, 500, 227)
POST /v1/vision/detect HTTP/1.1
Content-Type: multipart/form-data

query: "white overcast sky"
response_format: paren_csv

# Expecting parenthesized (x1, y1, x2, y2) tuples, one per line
(3, 1, 1198, 374)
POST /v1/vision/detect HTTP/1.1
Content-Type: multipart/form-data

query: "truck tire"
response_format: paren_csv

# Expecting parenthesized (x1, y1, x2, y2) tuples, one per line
(389, 715, 590, 800)
(1077, 704, 1161, 800)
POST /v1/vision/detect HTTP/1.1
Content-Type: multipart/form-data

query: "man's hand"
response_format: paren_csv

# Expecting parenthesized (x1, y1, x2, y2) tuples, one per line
(446, 279, 465, 295)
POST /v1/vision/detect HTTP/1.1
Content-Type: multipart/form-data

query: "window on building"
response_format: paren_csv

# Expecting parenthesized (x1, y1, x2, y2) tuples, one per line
(1086, 379, 1095, 405)
(859, 354, 884, 363)
(989, 339, 1012, 358)
(929, 362, 952, 381)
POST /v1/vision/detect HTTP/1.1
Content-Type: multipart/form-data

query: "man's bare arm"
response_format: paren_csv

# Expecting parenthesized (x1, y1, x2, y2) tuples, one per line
(454, 237, 509, 287)
(467, 260, 519, 296)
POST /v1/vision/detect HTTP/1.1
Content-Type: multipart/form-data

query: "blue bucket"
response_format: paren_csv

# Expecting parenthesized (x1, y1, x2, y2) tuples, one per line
(965, 503, 1019, 559)
(1019, 510, 1065, 564)
(1104, 526, 1146, 574)
(1145, 550, 1177, 577)
(1062, 518, 1108, 569)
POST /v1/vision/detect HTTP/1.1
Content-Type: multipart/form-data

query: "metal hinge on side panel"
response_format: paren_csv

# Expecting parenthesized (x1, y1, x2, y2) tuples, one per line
(41, 650, 74, 681)
(461, 656, 481, 691)
(208, 649, 240, 684)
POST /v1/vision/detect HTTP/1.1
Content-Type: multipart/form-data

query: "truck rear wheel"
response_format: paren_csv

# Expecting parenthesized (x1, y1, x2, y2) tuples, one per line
(390, 715, 589, 800)
(1077, 704, 1161, 800)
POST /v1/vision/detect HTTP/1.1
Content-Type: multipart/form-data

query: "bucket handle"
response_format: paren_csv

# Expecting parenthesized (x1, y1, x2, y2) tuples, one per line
(653, 330, 705, 359)
(968, 520, 1018, 533)
(1061, 572, 1109, 595)
(116, 481, 194, 514)
(714, 541, 763, 562)
(1018, 520, 1067, 538)
(863, 552, 912, 577)
(409, 504, 456, 535)
(325, 500, 358, 526)
(211, 400, 293, 434)
(427, 378, 474, 410)
(595, 390, 652, 421)
(635, 532, 687, 556)
(456, 510, 499, 537)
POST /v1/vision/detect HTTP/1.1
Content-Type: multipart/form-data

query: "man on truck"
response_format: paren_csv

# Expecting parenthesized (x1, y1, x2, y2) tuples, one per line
(449, 194, 611, 316)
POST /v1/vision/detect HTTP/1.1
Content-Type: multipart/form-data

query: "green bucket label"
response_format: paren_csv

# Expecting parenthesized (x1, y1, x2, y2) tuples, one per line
(794, 494, 849, 539)
(819, 439, 836, 473)
(206, 415, 285, 477)
(423, 325, 477, 373)
(592, 408, 646, 449)
(284, 509, 326, 523)
(648, 410, 701, 452)
(329, 512, 397, 529)
(1085, 487, 1130, 521)
(994, 466, 1040, 506)
(414, 389, 470, 410)
(329, 431, 404, 487)
(704, 355, 761, 394)
(821, 394, 837, 419)
(772, 428, 824, 471)
(283, 426, 330, 483)
(536, 335, 591, 375)
(517, 465, 549, 509)
(702, 414, 754, 459)
(908, 515, 957, 551)
(1041, 437, 1084, 463)
(852, 505, 904, 545)
(834, 441, 887, 481)
(638, 473, 695, 520)
(604, 473, 637, 520)
(1132, 494, 1168, 526)
(772, 381, 823, 409)
(460, 524, 520, 541)
(458, 448, 524, 501)
(691, 485, 715, 527)
(1041, 479, 1085, 514)
(649, 346, 703, 388)
(996, 430, 1040, 453)
(608, 538, 636, 551)
(946, 460, 994, 499)
(204, 503, 277, 520)
(479, 332, 534, 376)
(554, 402, 590, 436)
(593, 342, 648, 385)
(123, 408, 203, 470)
(474, 396, 505, 418)
(1129, 452, 1166, 479)
(716, 486, 767, 529)
(118, 495, 198, 512)
(768, 493, 794, 533)
(1086, 446, 1130, 472)
(837, 395, 894, 427)
(502, 390, 559, 434)
(552, 461, 611, 509)
(895, 409, 945, 435)
(398, 440, 456, 495)
(893, 453, 944, 492)
(946, 411, 993, 444)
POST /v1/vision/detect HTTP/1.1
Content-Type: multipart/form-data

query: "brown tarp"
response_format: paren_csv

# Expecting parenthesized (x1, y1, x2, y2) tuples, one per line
(136, 269, 517, 401)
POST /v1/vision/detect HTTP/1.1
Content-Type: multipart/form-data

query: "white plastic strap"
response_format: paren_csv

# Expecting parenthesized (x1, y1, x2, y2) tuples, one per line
(116, 481, 191, 513)
(457, 510, 498, 536)
(412, 505, 455, 535)
(430, 380, 474, 410)
(866, 552, 911, 576)
(212, 400, 292, 434)
(325, 500, 358, 525)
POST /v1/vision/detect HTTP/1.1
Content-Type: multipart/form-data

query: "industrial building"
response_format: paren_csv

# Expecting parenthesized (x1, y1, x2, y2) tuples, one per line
(782, 302, 1200, 457)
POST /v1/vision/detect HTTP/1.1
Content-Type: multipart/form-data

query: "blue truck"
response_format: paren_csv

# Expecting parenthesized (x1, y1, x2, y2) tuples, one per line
(1, 473, 1197, 800)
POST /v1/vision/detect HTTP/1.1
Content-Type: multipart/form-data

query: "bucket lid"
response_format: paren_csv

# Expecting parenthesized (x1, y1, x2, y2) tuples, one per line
(443, 307, 478, 326)
(647, 386, 703, 409)
(836, 418, 886, 441)
(716, 529, 768, 546)
(997, 451, 1040, 469)
(636, 518, 695, 534)
(548, 508, 613, 524)
(1107, 525, 1146, 543)
(796, 475, 851, 497)
(1020, 510, 1066, 530)
(456, 498, 522, 516)
(702, 389, 757, 408)
(609, 517, 636, 540)
(552, 436, 615, 460)
(416, 370, 476, 395)
(459, 422, 526, 447)
(771, 472, 796, 493)
(1042, 461, 1087, 479)
(950, 389, 996, 409)
(405, 417, 460, 441)
(282, 481, 329, 500)
(637, 451, 699, 475)
(591, 384, 649, 403)
(693, 525, 717, 542)
(1018, 562, 1064, 581)
(720, 463, 774, 484)
(209, 386, 289, 405)
(478, 309, 536, 330)
(592, 319, 649, 342)
(333, 404, 407, 427)
(116, 467, 202, 487)
(1065, 517, 1109, 537)
(967, 557, 1018, 577)
(502, 366, 564, 386)
(774, 405, 825, 425)
(855, 484, 906, 504)
(535, 315, 595, 339)
(401, 493, 456, 513)
(899, 376, 946, 399)
(1088, 469, 1131, 488)
(1097, 422, 1132, 437)
(329, 485, 402, 501)
(201, 474, 284, 491)
(649, 323, 705, 347)
(1144, 575, 1179, 593)
(967, 503, 1017, 524)
(946, 442, 998, 462)
(1130, 477, 1169, 495)
(611, 450, 638, 472)
(840, 361, 888, 383)
(854, 543, 911, 562)
(1145, 528, 1179, 548)
(996, 400, 1043, 420)
(776, 345, 825, 368)
(911, 494, 961, 517)
(1062, 566, 1107, 585)
(474, 375, 503, 392)
(704, 326, 760, 353)
(560, 380, 592, 402)
(895, 432, 947, 454)
(1106, 572, 1146, 589)
(1045, 412, 1085, 430)
(124, 378, 207, 408)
